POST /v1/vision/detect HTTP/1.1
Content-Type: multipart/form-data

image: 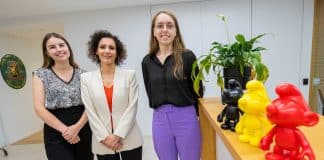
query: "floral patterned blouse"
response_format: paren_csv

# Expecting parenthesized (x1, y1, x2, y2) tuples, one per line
(33, 67, 85, 109)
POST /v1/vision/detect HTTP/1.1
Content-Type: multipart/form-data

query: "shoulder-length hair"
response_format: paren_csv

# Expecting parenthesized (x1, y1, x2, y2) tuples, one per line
(41, 32, 78, 68)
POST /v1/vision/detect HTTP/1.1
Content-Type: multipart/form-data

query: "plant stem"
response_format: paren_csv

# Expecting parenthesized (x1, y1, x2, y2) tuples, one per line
(224, 19, 231, 44)
(217, 14, 231, 44)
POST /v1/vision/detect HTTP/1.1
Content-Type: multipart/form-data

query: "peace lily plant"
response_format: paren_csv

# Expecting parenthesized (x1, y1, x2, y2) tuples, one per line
(191, 14, 269, 95)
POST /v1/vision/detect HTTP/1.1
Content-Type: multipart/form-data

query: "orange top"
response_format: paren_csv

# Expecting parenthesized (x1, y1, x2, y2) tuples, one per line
(104, 85, 114, 130)
(104, 85, 113, 113)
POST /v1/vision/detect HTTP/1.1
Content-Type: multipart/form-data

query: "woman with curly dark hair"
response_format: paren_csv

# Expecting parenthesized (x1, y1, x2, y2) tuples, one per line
(81, 30, 143, 160)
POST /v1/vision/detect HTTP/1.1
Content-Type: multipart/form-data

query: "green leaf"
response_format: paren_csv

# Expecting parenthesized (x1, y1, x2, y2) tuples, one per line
(193, 71, 205, 96)
(194, 77, 201, 96)
(235, 34, 245, 44)
(205, 63, 211, 74)
(216, 71, 224, 89)
(249, 33, 267, 44)
(252, 47, 267, 52)
(191, 60, 198, 80)
(255, 62, 269, 82)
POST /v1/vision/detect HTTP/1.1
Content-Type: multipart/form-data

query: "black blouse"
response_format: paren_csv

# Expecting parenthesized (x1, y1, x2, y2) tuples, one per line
(141, 50, 204, 110)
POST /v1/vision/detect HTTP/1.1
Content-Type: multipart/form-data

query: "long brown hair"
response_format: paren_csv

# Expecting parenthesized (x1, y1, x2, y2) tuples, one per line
(149, 10, 186, 79)
(41, 32, 79, 68)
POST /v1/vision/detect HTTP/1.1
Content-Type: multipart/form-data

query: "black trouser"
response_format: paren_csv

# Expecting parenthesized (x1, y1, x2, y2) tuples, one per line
(44, 106, 93, 160)
(97, 146, 142, 160)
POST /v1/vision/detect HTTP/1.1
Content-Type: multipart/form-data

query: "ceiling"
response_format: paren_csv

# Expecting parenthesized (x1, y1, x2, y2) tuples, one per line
(0, 0, 200, 39)
(0, 0, 199, 21)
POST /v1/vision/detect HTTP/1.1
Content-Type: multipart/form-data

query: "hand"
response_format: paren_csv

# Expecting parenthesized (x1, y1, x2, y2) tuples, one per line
(68, 135, 80, 144)
(62, 124, 81, 143)
(259, 137, 271, 150)
(102, 135, 123, 150)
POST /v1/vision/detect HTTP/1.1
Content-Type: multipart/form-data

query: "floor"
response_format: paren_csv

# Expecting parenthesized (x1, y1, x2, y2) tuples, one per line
(0, 136, 158, 160)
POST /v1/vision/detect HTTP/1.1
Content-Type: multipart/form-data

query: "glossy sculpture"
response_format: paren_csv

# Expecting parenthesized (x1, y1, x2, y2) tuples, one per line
(235, 80, 272, 146)
(259, 83, 319, 160)
(217, 79, 243, 131)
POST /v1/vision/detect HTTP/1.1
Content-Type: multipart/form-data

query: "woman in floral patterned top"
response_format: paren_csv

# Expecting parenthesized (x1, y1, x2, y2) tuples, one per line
(32, 32, 93, 160)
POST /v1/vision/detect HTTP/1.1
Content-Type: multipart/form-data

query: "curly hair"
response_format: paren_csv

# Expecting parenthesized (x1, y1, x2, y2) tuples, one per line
(87, 30, 127, 65)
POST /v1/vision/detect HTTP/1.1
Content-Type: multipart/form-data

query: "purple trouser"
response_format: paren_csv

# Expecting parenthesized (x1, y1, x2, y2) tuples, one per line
(153, 104, 201, 160)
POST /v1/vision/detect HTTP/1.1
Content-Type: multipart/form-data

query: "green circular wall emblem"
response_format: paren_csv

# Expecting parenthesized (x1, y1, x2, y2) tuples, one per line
(0, 54, 26, 89)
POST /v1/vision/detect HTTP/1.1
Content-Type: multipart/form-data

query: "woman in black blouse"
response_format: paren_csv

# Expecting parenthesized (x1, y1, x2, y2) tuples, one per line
(142, 11, 203, 160)
(32, 32, 93, 160)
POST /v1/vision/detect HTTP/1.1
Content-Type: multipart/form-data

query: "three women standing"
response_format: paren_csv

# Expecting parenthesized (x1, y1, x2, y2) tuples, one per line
(33, 10, 201, 160)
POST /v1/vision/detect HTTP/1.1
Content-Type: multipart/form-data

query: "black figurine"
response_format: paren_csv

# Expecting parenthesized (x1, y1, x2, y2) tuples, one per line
(217, 79, 244, 132)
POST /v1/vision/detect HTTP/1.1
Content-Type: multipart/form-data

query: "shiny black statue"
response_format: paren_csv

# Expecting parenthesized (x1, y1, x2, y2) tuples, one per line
(217, 79, 244, 132)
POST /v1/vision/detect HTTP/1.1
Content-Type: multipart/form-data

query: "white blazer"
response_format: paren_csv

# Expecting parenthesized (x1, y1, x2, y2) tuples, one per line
(81, 67, 143, 155)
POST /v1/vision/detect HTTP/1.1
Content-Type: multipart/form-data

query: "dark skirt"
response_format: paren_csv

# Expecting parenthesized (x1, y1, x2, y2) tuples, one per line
(44, 105, 93, 160)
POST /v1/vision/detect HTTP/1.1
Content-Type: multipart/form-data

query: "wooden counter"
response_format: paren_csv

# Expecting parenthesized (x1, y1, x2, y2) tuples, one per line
(199, 97, 324, 160)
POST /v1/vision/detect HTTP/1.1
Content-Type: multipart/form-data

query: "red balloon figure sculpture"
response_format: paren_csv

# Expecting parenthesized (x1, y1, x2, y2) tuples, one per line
(259, 83, 319, 160)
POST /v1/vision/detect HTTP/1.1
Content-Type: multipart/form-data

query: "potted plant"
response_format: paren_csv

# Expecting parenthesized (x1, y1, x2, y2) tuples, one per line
(191, 14, 269, 95)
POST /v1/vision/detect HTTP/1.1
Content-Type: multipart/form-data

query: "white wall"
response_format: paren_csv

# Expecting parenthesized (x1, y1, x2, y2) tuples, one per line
(0, 0, 315, 140)
(0, 34, 42, 144)
(0, 112, 6, 147)
(252, 0, 313, 99)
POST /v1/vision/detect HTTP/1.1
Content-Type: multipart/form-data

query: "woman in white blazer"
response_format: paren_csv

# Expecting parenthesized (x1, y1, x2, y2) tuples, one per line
(81, 30, 143, 160)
